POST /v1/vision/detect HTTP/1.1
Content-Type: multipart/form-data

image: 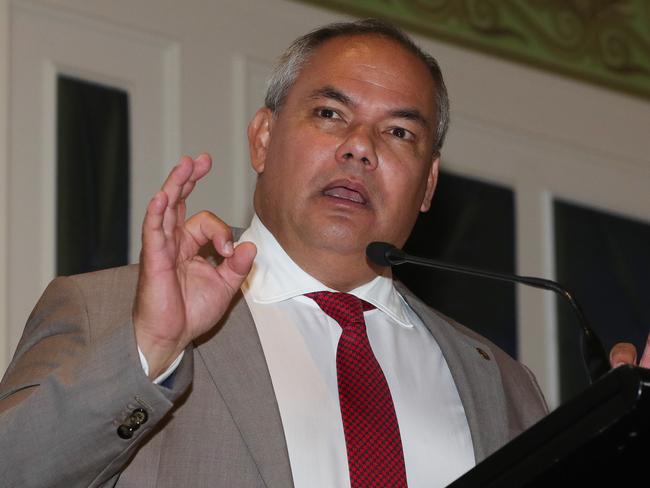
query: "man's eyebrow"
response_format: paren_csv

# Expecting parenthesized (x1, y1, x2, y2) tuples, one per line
(389, 108, 431, 130)
(308, 87, 431, 129)
(308, 86, 355, 107)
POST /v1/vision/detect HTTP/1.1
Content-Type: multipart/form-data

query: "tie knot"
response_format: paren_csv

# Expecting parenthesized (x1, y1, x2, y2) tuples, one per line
(305, 291, 374, 330)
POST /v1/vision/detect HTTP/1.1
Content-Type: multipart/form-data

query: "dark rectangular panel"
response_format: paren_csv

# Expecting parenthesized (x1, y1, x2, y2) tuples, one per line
(395, 171, 517, 357)
(56, 76, 130, 276)
(554, 199, 650, 401)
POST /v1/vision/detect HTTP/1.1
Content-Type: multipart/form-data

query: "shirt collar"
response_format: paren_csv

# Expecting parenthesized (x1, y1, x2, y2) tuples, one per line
(238, 215, 414, 328)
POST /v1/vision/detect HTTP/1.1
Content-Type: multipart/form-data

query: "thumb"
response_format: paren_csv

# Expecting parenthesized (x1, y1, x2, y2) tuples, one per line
(609, 342, 637, 368)
(217, 241, 257, 289)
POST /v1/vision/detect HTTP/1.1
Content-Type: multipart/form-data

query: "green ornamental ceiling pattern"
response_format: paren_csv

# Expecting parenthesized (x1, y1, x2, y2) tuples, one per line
(297, 0, 650, 100)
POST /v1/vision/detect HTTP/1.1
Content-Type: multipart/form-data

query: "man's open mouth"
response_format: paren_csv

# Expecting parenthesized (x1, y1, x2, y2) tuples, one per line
(322, 180, 369, 205)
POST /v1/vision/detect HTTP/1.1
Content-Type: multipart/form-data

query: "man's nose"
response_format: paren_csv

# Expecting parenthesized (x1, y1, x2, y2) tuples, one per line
(334, 125, 378, 169)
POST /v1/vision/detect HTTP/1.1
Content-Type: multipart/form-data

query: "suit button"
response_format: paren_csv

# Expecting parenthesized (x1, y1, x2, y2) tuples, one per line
(117, 408, 149, 439)
(117, 424, 134, 439)
(130, 408, 148, 426)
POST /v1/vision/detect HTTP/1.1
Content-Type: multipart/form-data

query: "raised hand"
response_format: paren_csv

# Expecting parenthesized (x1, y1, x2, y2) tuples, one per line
(133, 154, 256, 379)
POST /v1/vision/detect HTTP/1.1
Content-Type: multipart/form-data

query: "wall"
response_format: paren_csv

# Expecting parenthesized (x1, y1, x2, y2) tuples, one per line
(0, 0, 9, 370)
(2, 0, 650, 407)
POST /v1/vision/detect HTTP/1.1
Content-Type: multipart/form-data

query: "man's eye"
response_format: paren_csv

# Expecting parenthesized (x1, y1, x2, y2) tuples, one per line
(390, 127, 413, 140)
(316, 108, 338, 119)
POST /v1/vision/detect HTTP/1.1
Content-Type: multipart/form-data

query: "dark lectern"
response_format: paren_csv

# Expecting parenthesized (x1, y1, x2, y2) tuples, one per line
(448, 365, 650, 487)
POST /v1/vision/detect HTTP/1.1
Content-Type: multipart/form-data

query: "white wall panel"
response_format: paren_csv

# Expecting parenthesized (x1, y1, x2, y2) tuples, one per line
(0, 0, 9, 369)
(7, 0, 179, 361)
(231, 54, 272, 225)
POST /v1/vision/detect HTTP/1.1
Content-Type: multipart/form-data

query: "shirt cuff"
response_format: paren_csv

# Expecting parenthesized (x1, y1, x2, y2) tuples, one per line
(137, 346, 185, 385)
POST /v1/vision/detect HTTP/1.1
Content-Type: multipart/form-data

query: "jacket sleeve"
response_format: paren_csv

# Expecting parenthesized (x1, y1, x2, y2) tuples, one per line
(0, 272, 193, 488)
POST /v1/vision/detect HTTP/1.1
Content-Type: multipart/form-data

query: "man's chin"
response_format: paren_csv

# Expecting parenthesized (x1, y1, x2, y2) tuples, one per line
(306, 222, 372, 256)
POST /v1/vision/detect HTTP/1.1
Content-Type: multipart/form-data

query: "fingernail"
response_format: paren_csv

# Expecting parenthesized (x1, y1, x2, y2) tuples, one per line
(614, 361, 625, 368)
(224, 241, 234, 255)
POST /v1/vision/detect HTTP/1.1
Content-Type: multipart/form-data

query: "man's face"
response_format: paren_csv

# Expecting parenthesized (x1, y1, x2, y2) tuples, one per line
(249, 34, 440, 264)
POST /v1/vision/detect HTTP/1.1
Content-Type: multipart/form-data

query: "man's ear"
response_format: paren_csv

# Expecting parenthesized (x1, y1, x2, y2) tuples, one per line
(247, 107, 273, 174)
(420, 155, 440, 212)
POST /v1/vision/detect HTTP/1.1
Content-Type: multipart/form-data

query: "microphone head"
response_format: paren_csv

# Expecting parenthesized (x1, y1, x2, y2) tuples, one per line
(366, 241, 396, 267)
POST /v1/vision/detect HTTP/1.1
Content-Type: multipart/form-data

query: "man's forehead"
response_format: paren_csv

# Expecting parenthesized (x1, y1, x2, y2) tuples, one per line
(294, 34, 436, 115)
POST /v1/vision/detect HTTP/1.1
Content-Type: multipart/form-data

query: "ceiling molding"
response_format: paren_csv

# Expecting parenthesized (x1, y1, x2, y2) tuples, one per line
(296, 0, 650, 100)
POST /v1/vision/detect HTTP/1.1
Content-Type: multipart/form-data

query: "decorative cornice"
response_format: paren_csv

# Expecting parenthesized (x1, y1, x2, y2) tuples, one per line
(296, 0, 650, 100)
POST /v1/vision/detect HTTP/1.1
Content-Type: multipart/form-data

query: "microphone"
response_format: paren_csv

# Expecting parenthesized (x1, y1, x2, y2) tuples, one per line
(366, 241, 610, 383)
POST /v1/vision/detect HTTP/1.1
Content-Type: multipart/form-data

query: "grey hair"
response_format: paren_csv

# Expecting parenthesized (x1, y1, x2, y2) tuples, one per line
(264, 19, 450, 153)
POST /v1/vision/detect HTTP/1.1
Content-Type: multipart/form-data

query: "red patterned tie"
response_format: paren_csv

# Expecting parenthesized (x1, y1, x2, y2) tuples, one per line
(306, 292, 408, 487)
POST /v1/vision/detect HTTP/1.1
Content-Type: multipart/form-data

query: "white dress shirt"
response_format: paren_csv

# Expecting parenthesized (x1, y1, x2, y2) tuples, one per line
(239, 215, 475, 488)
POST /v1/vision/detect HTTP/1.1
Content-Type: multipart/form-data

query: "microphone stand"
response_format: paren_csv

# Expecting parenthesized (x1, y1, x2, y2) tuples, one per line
(366, 242, 611, 383)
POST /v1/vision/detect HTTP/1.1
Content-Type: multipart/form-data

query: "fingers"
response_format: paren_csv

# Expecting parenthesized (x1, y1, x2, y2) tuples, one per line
(181, 209, 256, 283)
(180, 153, 212, 200)
(167, 153, 212, 202)
(609, 342, 637, 368)
(159, 154, 213, 236)
(161, 154, 212, 204)
(141, 190, 169, 253)
(142, 153, 213, 247)
(183, 211, 234, 256)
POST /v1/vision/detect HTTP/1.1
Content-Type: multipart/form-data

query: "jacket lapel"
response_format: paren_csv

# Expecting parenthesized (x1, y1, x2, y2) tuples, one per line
(195, 293, 294, 488)
(192, 235, 508, 478)
(396, 283, 509, 462)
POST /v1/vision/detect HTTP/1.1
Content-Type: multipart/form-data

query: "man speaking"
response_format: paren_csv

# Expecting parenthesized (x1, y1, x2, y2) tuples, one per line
(1, 20, 549, 487)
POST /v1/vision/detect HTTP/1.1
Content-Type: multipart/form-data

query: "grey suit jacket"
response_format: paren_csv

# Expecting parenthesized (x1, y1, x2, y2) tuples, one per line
(0, 265, 547, 487)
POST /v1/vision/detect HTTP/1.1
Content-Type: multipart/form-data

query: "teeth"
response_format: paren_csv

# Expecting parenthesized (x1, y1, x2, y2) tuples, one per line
(324, 187, 366, 204)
